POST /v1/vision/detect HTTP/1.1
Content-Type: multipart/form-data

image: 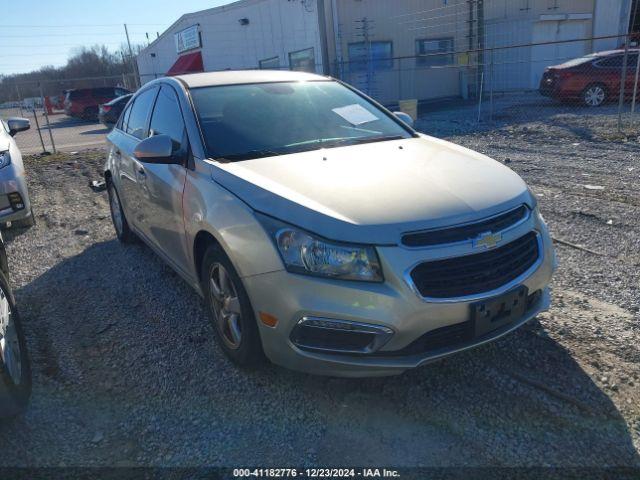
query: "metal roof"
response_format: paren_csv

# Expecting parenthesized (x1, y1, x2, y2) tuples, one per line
(174, 70, 330, 88)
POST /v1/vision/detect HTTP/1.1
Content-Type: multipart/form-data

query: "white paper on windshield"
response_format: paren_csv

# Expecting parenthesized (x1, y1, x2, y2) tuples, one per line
(332, 104, 379, 125)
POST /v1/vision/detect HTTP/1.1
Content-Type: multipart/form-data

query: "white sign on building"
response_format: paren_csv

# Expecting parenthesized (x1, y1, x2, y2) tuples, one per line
(175, 25, 201, 54)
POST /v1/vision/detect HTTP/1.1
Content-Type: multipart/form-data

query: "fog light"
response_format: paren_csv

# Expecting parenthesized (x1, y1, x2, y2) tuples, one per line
(8, 192, 24, 210)
(291, 317, 393, 354)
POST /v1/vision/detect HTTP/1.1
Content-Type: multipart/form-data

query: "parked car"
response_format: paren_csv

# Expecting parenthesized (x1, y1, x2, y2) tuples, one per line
(105, 71, 556, 377)
(0, 118, 35, 229)
(64, 87, 131, 121)
(0, 231, 31, 418)
(540, 49, 640, 107)
(99, 94, 133, 129)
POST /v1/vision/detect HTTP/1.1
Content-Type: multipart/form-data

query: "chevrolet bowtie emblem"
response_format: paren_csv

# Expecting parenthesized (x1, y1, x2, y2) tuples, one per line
(473, 231, 502, 249)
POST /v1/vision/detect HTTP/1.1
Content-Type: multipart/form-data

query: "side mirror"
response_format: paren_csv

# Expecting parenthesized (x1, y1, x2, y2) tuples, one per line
(393, 111, 414, 128)
(7, 117, 30, 137)
(134, 134, 180, 164)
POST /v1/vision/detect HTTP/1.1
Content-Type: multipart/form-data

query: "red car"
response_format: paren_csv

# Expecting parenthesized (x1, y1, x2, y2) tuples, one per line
(64, 87, 131, 121)
(539, 49, 640, 107)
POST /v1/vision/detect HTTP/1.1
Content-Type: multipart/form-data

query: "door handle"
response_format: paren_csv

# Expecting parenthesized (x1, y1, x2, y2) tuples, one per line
(137, 167, 146, 177)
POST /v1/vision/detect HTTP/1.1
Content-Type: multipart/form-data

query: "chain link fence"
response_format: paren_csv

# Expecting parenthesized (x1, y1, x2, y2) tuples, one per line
(334, 33, 640, 140)
(2, 34, 639, 156)
(0, 74, 138, 155)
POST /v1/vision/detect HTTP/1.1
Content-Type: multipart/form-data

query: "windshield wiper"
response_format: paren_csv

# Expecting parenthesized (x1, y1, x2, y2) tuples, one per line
(217, 149, 284, 162)
(217, 135, 406, 162)
(346, 135, 405, 145)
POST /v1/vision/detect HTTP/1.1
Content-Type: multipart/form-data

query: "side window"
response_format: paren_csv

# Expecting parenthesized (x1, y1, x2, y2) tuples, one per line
(259, 56, 280, 70)
(149, 85, 186, 152)
(117, 103, 132, 131)
(416, 38, 454, 67)
(596, 56, 623, 68)
(126, 87, 158, 140)
(289, 48, 316, 73)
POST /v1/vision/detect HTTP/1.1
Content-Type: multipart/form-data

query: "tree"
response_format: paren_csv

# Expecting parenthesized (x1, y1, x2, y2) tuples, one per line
(0, 44, 142, 103)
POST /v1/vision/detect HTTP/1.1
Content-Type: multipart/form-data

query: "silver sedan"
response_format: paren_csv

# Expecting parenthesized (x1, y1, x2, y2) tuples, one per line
(104, 71, 555, 377)
(0, 117, 34, 228)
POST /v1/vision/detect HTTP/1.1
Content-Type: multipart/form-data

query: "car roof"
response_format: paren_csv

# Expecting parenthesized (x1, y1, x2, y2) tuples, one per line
(592, 49, 640, 57)
(174, 70, 331, 88)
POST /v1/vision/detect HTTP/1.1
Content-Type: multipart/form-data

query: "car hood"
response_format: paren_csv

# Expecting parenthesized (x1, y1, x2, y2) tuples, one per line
(210, 135, 534, 244)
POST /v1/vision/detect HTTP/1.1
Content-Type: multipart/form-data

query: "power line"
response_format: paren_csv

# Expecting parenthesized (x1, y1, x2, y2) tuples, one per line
(0, 32, 152, 38)
(2, 23, 167, 28)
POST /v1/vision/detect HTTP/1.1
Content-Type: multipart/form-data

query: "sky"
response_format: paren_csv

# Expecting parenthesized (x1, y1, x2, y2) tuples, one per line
(3, 0, 235, 75)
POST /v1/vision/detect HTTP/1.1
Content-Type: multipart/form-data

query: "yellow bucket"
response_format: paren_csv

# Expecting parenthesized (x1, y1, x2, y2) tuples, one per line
(398, 99, 418, 121)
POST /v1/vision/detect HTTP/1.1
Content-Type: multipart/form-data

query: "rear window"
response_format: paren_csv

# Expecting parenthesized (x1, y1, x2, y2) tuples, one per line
(93, 88, 117, 97)
(67, 90, 86, 101)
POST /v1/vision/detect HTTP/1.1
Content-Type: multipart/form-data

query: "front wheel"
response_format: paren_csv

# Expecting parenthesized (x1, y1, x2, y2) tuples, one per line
(0, 269, 31, 418)
(582, 84, 607, 107)
(83, 107, 99, 121)
(201, 245, 264, 366)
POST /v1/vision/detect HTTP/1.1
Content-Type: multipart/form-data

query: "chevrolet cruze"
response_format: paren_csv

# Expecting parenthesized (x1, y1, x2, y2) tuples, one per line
(104, 71, 555, 377)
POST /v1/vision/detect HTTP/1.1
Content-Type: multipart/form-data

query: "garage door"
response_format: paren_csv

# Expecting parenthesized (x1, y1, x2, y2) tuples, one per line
(531, 19, 591, 89)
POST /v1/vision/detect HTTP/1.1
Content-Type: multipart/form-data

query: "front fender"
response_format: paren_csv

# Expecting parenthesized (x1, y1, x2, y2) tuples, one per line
(183, 160, 284, 279)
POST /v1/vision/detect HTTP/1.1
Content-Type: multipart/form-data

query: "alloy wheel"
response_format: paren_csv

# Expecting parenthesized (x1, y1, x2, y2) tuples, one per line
(584, 86, 605, 107)
(208, 263, 243, 350)
(0, 287, 21, 385)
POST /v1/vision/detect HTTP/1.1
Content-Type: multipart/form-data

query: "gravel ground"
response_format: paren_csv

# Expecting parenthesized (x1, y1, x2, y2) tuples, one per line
(0, 102, 638, 469)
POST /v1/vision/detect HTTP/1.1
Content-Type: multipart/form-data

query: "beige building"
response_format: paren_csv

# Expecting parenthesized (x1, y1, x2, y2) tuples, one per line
(138, 0, 633, 104)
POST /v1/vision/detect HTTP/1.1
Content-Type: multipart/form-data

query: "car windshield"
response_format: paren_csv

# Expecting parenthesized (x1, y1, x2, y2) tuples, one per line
(190, 80, 412, 161)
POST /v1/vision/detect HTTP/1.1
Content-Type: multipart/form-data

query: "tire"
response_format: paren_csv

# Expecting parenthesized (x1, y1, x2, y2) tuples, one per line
(200, 244, 264, 366)
(83, 107, 99, 121)
(0, 268, 31, 418)
(582, 84, 607, 107)
(107, 180, 136, 244)
(12, 208, 36, 229)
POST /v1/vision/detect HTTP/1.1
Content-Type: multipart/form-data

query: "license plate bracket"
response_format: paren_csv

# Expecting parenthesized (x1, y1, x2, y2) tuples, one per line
(472, 286, 528, 338)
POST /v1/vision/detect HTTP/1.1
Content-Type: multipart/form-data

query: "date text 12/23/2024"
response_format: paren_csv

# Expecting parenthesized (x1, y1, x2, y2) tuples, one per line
(233, 469, 401, 478)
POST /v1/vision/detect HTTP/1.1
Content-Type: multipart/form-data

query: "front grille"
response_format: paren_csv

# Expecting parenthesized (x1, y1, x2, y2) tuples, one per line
(409, 232, 539, 298)
(402, 205, 528, 247)
(379, 321, 474, 357)
(377, 290, 543, 357)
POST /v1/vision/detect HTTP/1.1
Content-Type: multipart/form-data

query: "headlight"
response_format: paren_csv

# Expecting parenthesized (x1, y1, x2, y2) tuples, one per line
(257, 214, 383, 282)
(0, 151, 10, 169)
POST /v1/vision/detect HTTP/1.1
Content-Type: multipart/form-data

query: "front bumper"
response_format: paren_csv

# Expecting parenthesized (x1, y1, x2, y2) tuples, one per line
(244, 216, 555, 377)
(0, 166, 31, 224)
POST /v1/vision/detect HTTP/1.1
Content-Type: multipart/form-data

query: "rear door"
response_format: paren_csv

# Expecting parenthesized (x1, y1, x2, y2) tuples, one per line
(114, 86, 159, 228)
(136, 84, 190, 274)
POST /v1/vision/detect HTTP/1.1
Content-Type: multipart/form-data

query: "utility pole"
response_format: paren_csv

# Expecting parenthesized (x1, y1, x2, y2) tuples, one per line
(39, 83, 56, 153)
(477, 0, 485, 101)
(124, 24, 140, 89)
(630, 0, 640, 114)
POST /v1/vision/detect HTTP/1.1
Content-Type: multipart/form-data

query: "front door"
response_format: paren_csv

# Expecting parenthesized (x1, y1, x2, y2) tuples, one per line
(136, 85, 190, 276)
(115, 86, 159, 228)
